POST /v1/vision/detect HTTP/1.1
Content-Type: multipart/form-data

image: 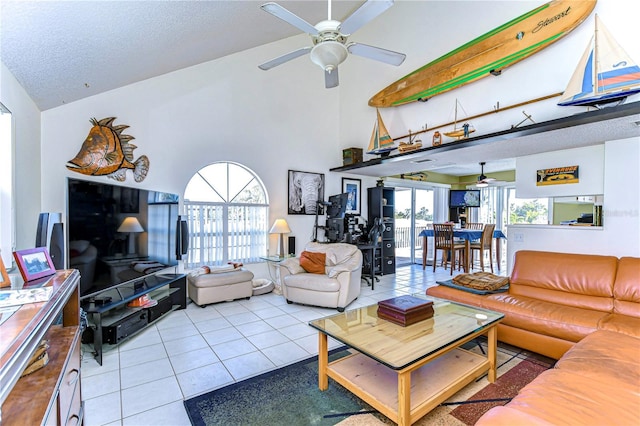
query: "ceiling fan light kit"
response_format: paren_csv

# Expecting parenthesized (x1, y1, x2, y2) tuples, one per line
(310, 41, 348, 74)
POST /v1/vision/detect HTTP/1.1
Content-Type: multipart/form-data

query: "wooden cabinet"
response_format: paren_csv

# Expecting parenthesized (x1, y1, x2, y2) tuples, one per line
(367, 186, 396, 275)
(1, 270, 83, 425)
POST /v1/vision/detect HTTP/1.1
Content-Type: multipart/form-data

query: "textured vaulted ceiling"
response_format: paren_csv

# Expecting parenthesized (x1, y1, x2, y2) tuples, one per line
(0, 0, 361, 111)
(3, 1, 639, 179)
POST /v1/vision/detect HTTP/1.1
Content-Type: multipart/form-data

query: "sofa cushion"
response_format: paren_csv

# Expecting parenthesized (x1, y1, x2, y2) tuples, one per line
(304, 242, 358, 266)
(284, 274, 341, 292)
(300, 251, 326, 274)
(479, 369, 639, 426)
(612, 257, 640, 318)
(509, 250, 617, 312)
(480, 294, 606, 342)
(598, 313, 640, 337)
(555, 330, 640, 392)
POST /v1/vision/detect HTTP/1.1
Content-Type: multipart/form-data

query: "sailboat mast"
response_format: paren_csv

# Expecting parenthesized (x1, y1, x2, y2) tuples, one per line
(594, 16, 599, 93)
(453, 100, 458, 128)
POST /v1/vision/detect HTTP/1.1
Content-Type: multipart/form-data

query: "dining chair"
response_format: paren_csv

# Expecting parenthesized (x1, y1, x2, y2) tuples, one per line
(433, 223, 466, 275)
(465, 222, 484, 230)
(470, 223, 496, 273)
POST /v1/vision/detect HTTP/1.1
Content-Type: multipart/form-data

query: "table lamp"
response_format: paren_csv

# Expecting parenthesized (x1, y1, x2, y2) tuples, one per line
(269, 219, 291, 258)
(118, 217, 144, 255)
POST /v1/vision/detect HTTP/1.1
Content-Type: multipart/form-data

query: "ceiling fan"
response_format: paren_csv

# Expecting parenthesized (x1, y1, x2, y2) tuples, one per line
(460, 162, 503, 187)
(258, 0, 406, 88)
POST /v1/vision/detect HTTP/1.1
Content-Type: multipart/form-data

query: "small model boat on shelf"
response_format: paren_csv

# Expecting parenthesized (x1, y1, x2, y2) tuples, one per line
(558, 15, 640, 108)
(398, 130, 422, 153)
(366, 109, 396, 157)
(443, 99, 475, 139)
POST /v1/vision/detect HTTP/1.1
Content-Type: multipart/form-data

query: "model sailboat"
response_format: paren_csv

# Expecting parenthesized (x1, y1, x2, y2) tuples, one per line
(558, 15, 640, 107)
(443, 99, 475, 139)
(366, 109, 396, 156)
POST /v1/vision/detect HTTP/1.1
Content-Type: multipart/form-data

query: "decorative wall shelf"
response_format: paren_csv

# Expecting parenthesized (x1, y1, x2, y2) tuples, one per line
(331, 101, 640, 177)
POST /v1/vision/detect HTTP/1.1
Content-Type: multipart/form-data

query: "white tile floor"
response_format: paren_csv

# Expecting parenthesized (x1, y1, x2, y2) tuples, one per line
(80, 263, 488, 425)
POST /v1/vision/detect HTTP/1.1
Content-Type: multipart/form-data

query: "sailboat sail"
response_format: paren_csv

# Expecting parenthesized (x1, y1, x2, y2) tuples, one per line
(559, 15, 640, 107)
(443, 99, 475, 139)
(366, 109, 396, 154)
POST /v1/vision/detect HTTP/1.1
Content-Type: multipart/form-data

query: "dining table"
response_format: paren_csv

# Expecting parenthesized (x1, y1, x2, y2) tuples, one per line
(419, 228, 507, 272)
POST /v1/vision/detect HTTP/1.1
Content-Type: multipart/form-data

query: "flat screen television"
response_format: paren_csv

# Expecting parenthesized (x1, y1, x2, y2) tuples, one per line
(449, 189, 481, 208)
(67, 177, 182, 298)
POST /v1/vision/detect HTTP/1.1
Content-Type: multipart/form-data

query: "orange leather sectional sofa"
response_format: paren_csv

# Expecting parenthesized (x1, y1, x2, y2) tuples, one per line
(427, 250, 640, 425)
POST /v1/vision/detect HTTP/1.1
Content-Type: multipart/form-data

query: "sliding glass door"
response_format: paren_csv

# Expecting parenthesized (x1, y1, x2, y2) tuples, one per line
(394, 186, 434, 265)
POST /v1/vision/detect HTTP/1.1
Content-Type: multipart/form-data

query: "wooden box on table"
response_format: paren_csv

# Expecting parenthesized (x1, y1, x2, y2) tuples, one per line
(377, 295, 434, 326)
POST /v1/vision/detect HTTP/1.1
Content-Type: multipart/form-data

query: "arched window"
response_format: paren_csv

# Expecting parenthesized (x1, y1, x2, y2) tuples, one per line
(183, 162, 268, 267)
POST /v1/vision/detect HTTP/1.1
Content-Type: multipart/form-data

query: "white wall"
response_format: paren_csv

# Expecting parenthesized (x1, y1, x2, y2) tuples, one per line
(506, 137, 640, 268)
(6, 0, 639, 265)
(515, 145, 604, 198)
(0, 62, 42, 261)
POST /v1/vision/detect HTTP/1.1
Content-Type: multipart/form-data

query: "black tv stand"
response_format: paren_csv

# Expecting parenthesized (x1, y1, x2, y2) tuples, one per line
(82, 273, 187, 365)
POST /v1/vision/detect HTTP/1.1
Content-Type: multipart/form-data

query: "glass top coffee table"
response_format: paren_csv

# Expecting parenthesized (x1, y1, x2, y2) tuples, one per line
(309, 296, 504, 426)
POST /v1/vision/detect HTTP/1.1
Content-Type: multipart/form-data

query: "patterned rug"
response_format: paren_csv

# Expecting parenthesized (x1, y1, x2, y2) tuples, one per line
(184, 339, 554, 426)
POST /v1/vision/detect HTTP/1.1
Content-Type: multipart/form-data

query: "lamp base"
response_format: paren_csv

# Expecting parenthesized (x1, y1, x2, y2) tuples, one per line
(276, 234, 285, 258)
(127, 233, 136, 255)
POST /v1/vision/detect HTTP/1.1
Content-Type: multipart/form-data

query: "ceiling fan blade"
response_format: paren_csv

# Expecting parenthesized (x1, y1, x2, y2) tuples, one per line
(340, 0, 394, 35)
(347, 43, 406, 66)
(258, 47, 312, 70)
(325, 68, 339, 88)
(260, 2, 319, 35)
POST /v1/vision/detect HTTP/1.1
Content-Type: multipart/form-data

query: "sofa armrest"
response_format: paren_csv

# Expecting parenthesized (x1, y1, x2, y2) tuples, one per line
(327, 251, 362, 278)
(279, 258, 305, 275)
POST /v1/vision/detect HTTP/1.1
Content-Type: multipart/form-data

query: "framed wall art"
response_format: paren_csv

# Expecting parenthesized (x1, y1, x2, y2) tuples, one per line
(13, 247, 56, 282)
(342, 178, 361, 215)
(288, 170, 325, 215)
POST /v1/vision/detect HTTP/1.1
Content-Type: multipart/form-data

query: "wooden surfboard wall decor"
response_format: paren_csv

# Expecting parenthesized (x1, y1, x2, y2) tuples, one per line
(369, 0, 597, 108)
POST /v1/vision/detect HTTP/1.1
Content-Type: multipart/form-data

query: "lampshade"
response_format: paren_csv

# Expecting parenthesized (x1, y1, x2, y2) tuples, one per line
(118, 217, 144, 233)
(476, 182, 489, 188)
(310, 41, 348, 73)
(269, 219, 291, 258)
(269, 219, 291, 235)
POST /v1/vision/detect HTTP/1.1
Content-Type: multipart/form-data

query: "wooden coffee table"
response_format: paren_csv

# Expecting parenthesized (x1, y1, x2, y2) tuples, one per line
(309, 297, 504, 425)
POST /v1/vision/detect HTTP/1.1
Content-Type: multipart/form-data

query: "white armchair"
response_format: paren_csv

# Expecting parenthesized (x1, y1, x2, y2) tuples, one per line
(279, 242, 362, 312)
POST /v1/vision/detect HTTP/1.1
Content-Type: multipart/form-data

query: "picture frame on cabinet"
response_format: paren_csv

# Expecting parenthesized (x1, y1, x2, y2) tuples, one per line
(0, 254, 10, 288)
(13, 247, 56, 282)
(342, 178, 361, 215)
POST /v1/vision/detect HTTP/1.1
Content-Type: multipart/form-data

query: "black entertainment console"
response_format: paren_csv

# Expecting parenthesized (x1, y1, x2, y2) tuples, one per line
(82, 273, 187, 365)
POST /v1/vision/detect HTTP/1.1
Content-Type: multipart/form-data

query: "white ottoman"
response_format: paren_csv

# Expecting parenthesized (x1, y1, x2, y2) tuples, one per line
(187, 269, 254, 307)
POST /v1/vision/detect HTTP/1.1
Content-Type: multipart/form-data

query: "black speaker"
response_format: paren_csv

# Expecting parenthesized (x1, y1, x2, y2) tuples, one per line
(288, 236, 296, 256)
(35, 213, 49, 248)
(175, 215, 189, 260)
(49, 223, 65, 269)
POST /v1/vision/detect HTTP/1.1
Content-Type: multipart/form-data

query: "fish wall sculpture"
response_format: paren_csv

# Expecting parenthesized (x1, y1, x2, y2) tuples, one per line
(67, 117, 150, 182)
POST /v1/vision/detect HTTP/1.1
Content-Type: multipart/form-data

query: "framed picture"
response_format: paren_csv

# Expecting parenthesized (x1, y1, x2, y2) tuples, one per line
(13, 247, 56, 282)
(0, 254, 10, 288)
(288, 170, 325, 215)
(342, 178, 361, 215)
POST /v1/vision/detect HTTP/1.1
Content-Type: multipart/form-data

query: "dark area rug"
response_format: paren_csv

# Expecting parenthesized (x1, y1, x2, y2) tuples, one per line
(449, 358, 550, 425)
(184, 348, 374, 426)
(184, 340, 554, 426)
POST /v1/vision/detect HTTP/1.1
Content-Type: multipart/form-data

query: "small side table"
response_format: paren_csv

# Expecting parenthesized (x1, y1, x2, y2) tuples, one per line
(260, 255, 294, 295)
